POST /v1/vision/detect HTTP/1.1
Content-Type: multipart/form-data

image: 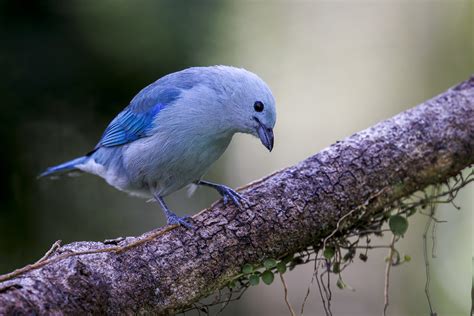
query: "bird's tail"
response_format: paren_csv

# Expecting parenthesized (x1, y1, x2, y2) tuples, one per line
(38, 156, 89, 179)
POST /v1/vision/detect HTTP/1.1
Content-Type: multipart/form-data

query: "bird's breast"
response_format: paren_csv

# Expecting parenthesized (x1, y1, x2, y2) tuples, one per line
(122, 130, 232, 196)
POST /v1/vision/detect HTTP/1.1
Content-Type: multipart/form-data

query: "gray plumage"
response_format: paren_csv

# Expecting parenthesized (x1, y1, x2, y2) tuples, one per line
(40, 66, 276, 228)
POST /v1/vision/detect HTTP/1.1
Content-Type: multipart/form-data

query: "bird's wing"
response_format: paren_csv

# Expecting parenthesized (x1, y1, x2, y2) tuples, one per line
(96, 104, 164, 148)
(94, 85, 184, 149)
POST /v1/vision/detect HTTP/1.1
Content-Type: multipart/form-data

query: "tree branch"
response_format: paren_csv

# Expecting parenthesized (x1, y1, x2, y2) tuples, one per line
(1, 77, 473, 315)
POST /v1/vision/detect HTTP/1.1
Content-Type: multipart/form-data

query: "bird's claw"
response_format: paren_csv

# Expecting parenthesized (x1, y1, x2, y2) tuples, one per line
(166, 213, 194, 229)
(216, 185, 248, 209)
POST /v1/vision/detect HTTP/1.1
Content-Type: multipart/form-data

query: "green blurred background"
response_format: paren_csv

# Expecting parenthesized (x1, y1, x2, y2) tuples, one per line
(0, 1, 472, 315)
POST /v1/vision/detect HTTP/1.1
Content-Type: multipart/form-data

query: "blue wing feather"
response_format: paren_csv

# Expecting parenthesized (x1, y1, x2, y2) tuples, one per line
(98, 104, 159, 147)
(97, 103, 165, 148)
(93, 69, 201, 150)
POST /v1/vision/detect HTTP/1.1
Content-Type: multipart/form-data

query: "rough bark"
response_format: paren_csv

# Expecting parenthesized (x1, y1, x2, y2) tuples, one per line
(0, 77, 473, 315)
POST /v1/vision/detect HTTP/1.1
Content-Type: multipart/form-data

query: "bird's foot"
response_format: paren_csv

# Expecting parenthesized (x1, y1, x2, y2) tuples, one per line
(214, 185, 249, 209)
(166, 213, 194, 229)
(155, 195, 195, 229)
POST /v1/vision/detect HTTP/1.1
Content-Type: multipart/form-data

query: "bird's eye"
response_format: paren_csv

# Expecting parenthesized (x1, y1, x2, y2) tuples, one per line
(254, 101, 264, 112)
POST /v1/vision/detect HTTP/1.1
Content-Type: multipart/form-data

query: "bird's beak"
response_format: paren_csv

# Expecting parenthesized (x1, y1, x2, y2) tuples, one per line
(255, 118, 274, 152)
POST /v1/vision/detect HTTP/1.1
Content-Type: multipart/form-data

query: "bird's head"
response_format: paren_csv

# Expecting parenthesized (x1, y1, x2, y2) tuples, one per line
(215, 66, 276, 152)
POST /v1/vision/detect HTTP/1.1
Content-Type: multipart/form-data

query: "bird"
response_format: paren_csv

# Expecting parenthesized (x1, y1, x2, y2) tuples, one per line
(39, 66, 276, 228)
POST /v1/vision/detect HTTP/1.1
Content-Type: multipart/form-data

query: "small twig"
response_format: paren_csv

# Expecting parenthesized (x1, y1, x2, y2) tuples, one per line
(279, 273, 296, 316)
(35, 240, 61, 264)
(323, 188, 389, 250)
(319, 262, 333, 316)
(314, 259, 330, 316)
(323, 208, 360, 251)
(347, 228, 391, 237)
(215, 288, 233, 316)
(341, 245, 391, 249)
(383, 234, 397, 316)
(300, 259, 318, 316)
(431, 220, 438, 258)
(326, 263, 332, 314)
(423, 187, 439, 316)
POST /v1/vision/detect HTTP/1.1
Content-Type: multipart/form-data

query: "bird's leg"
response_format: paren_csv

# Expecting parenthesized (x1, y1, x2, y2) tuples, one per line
(154, 194, 194, 229)
(196, 180, 248, 209)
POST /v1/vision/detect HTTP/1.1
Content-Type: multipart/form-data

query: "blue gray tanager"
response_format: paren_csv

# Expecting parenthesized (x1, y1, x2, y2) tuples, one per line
(39, 66, 276, 228)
